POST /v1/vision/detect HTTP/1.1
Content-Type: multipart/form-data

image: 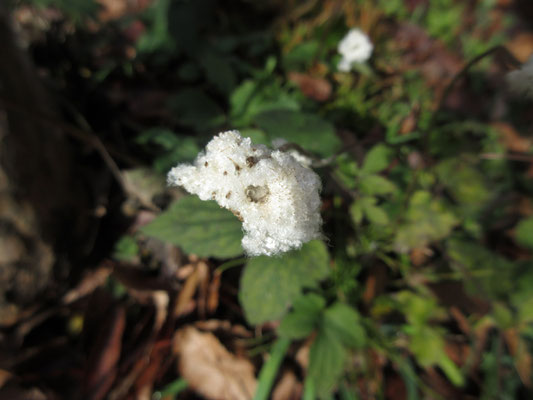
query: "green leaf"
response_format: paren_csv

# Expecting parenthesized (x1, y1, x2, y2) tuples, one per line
(230, 80, 299, 127)
(167, 88, 225, 131)
(254, 110, 341, 157)
(436, 158, 491, 215)
(362, 202, 389, 226)
(239, 128, 270, 146)
(199, 51, 236, 95)
(136, 129, 201, 173)
(408, 325, 445, 366)
(279, 309, 319, 339)
(361, 144, 392, 174)
(141, 196, 243, 258)
(323, 303, 366, 348)
(278, 294, 326, 339)
(359, 175, 397, 196)
(137, 0, 174, 53)
(394, 191, 458, 252)
(239, 241, 330, 324)
(349, 201, 363, 225)
(113, 236, 139, 261)
(283, 40, 320, 70)
(307, 328, 346, 399)
(447, 239, 515, 299)
(515, 217, 533, 250)
(408, 326, 464, 386)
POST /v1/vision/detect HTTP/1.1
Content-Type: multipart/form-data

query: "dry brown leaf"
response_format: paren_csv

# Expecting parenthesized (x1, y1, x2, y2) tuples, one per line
(173, 326, 257, 400)
(384, 372, 407, 400)
(174, 264, 200, 317)
(409, 247, 432, 267)
(272, 370, 301, 400)
(207, 270, 221, 313)
(450, 306, 471, 335)
(399, 111, 418, 136)
(196, 261, 210, 318)
(444, 340, 470, 367)
(362, 264, 387, 305)
(506, 32, 533, 63)
(0, 369, 13, 389)
(62, 265, 112, 305)
(295, 337, 312, 371)
(96, 0, 152, 22)
(84, 306, 126, 400)
(503, 328, 532, 387)
(288, 72, 332, 102)
(492, 122, 532, 153)
(422, 367, 460, 398)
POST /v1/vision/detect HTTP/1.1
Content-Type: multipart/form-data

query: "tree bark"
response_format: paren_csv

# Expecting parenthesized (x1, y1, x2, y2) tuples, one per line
(0, 4, 92, 323)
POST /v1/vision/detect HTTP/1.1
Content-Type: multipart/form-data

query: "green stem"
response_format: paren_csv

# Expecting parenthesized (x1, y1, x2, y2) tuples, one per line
(303, 377, 316, 400)
(215, 257, 247, 274)
(253, 337, 291, 400)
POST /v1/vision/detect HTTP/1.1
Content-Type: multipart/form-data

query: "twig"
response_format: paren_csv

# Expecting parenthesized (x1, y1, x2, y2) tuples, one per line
(424, 46, 522, 150)
(0, 98, 160, 211)
(0, 98, 126, 187)
(480, 152, 533, 162)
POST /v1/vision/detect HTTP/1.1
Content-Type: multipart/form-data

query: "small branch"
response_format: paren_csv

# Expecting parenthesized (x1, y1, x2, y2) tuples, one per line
(424, 46, 522, 149)
(480, 152, 533, 162)
(0, 98, 160, 210)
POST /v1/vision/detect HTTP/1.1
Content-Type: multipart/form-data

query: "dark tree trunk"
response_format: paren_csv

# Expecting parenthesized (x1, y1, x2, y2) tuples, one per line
(0, 4, 93, 324)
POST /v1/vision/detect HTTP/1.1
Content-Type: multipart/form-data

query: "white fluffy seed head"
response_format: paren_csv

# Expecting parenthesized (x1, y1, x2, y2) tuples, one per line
(337, 28, 373, 71)
(506, 55, 533, 99)
(167, 130, 323, 256)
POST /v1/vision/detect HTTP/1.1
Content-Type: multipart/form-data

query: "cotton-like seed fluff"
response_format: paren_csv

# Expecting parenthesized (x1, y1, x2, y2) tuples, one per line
(167, 130, 323, 256)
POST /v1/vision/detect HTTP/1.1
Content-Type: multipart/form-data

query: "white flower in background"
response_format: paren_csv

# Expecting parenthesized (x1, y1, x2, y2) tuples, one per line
(167, 131, 322, 256)
(506, 55, 533, 99)
(337, 28, 373, 72)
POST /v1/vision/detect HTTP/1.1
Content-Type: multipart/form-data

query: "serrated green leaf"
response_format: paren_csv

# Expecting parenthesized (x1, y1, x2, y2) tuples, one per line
(307, 328, 346, 399)
(447, 239, 515, 299)
(361, 144, 392, 174)
(278, 294, 326, 339)
(141, 196, 243, 258)
(278, 310, 318, 339)
(293, 293, 327, 314)
(359, 174, 397, 196)
(230, 80, 299, 127)
(362, 203, 389, 226)
(394, 191, 458, 252)
(323, 303, 366, 348)
(239, 241, 330, 324)
(436, 158, 491, 215)
(254, 110, 341, 157)
(408, 326, 464, 386)
(515, 217, 533, 250)
(408, 325, 445, 366)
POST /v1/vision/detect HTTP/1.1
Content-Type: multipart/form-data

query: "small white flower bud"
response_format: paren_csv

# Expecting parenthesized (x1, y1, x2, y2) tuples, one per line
(337, 28, 373, 71)
(167, 131, 323, 256)
(506, 55, 533, 99)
